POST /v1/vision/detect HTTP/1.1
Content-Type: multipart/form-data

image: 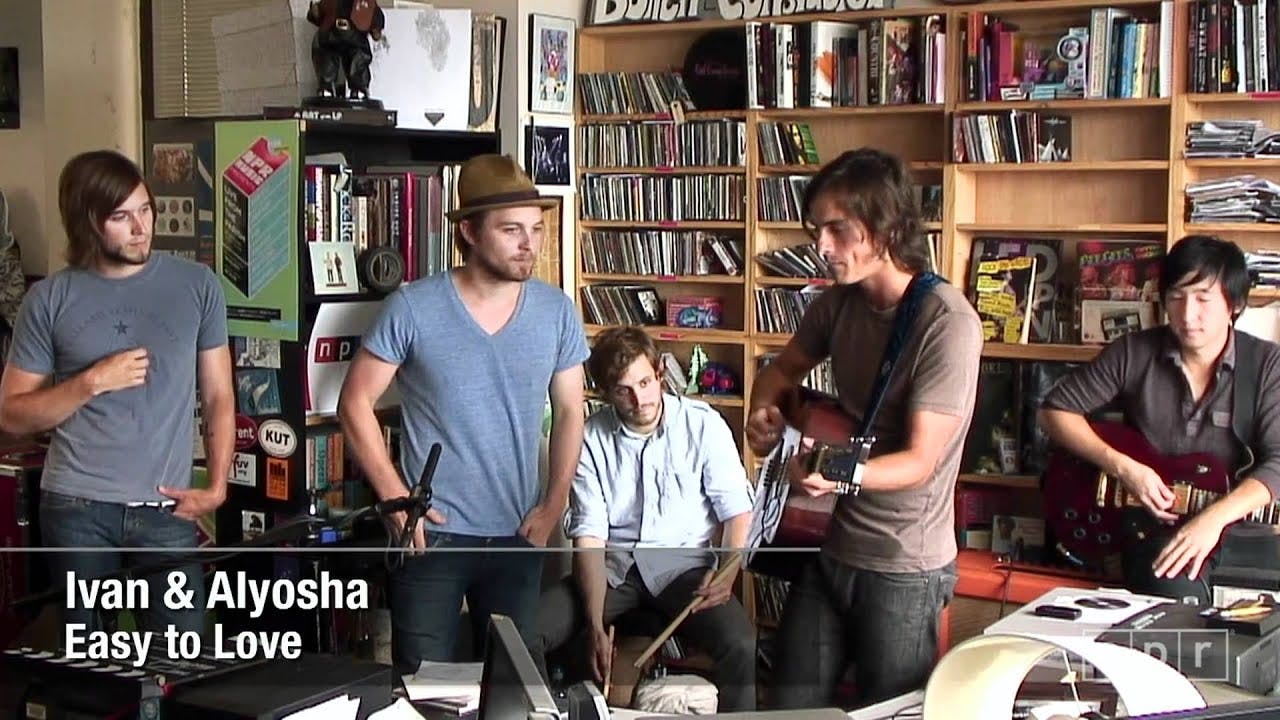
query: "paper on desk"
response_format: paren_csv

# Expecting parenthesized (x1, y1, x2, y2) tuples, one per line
(281, 693, 361, 720)
(402, 661, 483, 702)
(370, 698, 426, 720)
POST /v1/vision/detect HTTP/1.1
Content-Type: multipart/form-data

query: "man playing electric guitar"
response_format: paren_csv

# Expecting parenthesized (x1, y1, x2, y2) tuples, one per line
(1040, 235, 1280, 605)
(746, 149, 983, 709)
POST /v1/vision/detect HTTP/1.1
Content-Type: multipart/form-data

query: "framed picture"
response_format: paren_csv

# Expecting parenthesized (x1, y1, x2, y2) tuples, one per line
(0, 47, 18, 129)
(526, 122, 571, 186)
(529, 14, 575, 115)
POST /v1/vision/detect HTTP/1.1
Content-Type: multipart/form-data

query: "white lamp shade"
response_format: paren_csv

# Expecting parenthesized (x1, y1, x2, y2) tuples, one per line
(923, 632, 1207, 720)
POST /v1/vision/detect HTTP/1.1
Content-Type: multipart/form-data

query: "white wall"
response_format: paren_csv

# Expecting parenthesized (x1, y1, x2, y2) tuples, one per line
(0, 0, 47, 276)
(425, 0, 583, 293)
(41, 0, 143, 274)
(0, 0, 141, 276)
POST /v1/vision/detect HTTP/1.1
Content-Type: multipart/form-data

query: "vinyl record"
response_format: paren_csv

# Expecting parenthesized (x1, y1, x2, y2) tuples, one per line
(681, 29, 747, 111)
(1074, 596, 1131, 610)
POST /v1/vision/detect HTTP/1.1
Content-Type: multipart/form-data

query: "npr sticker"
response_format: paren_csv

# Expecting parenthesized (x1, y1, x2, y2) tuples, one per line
(230, 452, 257, 487)
(265, 457, 289, 501)
(234, 414, 258, 450)
(258, 418, 297, 458)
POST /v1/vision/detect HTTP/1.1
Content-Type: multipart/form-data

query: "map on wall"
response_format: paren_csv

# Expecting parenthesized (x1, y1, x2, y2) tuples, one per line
(369, 8, 473, 131)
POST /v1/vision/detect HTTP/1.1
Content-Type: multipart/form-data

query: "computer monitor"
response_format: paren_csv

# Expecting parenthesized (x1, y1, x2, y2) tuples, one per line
(478, 614, 562, 720)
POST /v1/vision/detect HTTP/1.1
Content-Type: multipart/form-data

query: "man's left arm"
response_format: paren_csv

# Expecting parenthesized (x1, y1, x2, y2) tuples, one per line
(792, 309, 983, 495)
(160, 273, 232, 519)
(160, 347, 234, 519)
(1155, 349, 1280, 580)
(519, 363, 585, 546)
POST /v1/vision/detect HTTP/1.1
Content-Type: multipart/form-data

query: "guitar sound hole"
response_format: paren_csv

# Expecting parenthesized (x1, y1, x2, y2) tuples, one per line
(1088, 512, 1102, 524)
(1098, 533, 1111, 544)
(1064, 509, 1078, 521)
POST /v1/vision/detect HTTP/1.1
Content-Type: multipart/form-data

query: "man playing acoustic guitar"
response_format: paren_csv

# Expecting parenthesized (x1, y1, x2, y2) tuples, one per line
(1040, 235, 1280, 605)
(746, 148, 983, 708)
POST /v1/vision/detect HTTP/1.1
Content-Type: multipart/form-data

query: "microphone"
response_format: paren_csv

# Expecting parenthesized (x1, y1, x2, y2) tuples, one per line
(397, 442, 442, 548)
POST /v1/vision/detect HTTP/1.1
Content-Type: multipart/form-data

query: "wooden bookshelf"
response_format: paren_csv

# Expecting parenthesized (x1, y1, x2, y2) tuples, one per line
(572, 0, 1280, 631)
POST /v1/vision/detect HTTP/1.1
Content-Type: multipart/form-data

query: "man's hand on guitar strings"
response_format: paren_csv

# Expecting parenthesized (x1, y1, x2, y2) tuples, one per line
(747, 405, 786, 456)
(1115, 456, 1179, 523)
(787, 437, 841, 497)
(1153, 511, 1227, 580)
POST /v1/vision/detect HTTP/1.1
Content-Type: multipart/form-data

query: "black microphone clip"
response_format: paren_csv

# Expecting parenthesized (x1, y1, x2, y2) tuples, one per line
(395, 442, 442, 548)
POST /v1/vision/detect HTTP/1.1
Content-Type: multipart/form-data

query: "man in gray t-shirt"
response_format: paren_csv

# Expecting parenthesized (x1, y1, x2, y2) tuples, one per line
(0, 150, 233, 637)
(339, 154, 588, 671)
(747, 149, 982, 709)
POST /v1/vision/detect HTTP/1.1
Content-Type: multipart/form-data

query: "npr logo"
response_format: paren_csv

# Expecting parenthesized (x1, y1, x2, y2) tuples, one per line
(1100, 629, 1231, 681)
(314, 335, 360, 363)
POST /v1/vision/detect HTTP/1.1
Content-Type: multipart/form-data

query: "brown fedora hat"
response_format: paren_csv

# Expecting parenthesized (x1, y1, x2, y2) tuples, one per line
(446, 153, 559, 221)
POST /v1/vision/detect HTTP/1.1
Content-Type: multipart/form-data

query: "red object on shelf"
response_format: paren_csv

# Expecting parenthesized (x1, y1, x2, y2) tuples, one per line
(954, 549, 1106, 605)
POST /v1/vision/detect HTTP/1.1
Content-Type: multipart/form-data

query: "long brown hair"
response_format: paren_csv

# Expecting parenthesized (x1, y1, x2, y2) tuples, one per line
(59, 150, 153, 268)
(801, 148, 930, 274)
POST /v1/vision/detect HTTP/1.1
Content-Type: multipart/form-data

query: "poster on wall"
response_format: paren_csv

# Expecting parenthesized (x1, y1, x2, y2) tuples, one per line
(586, 0, 890, 26)
(214, 119, 300, 342)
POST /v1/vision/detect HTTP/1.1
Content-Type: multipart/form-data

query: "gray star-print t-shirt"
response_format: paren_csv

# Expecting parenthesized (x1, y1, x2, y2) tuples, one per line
(8, 253, 228, 503)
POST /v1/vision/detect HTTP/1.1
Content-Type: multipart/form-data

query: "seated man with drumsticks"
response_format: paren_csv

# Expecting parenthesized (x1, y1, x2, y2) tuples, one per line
(530, 325, 757, 712)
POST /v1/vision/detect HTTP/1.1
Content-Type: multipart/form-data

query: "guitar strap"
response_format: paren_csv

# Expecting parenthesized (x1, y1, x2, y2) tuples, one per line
(858, 271, 946, 437)
(1231, 329, 1261, 477)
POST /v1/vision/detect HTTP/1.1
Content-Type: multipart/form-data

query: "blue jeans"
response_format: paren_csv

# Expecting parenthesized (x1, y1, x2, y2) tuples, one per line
(39, 490, 205, 637)
(772, 553, 956, 709)
(387, 531, 544, 673)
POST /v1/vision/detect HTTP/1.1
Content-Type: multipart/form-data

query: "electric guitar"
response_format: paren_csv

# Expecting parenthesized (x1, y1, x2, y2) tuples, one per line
(1042, 420, 1280, 565)
(748, 388, 861, 552)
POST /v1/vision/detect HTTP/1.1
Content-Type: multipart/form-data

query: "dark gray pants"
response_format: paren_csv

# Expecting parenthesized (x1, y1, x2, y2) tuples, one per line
(772, 554, 956, 709)
(532, 566, 757, 712)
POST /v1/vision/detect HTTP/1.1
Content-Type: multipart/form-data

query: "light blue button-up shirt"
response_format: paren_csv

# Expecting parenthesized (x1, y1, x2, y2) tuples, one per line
(567, 393, 753, 595)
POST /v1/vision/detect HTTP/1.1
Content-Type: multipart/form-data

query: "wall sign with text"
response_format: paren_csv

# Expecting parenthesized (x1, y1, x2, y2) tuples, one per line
(587, 0, 891, 27)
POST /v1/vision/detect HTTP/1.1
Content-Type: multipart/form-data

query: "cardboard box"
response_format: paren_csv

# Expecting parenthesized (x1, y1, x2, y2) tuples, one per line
(666, 296, 723, 328)
(211, 0, 316, 115)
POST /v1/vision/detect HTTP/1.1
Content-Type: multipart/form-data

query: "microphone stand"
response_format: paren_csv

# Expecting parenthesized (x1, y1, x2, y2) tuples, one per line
(11, 442, 445, 612)
(373, 442, 441, 568)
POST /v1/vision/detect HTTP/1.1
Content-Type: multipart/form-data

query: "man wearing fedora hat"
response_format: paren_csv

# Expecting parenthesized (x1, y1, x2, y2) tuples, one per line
(339, 154, 589, 669)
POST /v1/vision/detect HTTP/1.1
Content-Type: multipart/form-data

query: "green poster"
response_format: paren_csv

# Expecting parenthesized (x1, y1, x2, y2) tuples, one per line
(214, 119, 300, 341)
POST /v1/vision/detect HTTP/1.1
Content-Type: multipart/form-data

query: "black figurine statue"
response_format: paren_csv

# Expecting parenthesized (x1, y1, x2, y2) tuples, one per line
(305, 0, 386, 108)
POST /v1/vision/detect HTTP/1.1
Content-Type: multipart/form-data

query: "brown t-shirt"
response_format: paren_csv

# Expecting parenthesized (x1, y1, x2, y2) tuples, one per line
(793, 281, 984, 573)
(1041, 327, 1280, 499)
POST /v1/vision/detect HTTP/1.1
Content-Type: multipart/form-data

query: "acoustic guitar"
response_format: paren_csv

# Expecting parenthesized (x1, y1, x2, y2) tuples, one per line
(750, 388, 860, 551)
(1042, 420, 1280, 565)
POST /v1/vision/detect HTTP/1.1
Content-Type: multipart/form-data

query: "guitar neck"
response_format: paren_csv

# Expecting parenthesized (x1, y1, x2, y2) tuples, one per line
(1112, 476, 1280, 527)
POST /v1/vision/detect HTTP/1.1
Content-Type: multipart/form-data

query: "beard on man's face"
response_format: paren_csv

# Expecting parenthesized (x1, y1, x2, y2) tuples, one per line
(472, 245, 534, 282)
(100, 241, 151, 267)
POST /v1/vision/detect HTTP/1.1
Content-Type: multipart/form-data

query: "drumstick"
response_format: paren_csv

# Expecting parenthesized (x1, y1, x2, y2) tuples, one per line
(632, 553, 742, 669)
(603, 624, 616, 699)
